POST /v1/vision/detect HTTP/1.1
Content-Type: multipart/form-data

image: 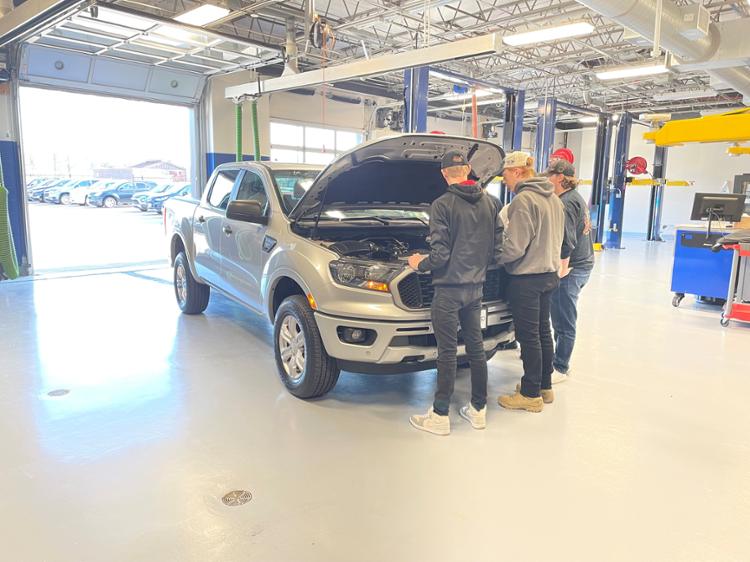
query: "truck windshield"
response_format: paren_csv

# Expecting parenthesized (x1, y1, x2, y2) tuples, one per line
(271, 170, 320, 214)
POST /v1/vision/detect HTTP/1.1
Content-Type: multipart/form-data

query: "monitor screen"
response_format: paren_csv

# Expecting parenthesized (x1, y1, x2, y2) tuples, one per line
(690, 193, 745, 222)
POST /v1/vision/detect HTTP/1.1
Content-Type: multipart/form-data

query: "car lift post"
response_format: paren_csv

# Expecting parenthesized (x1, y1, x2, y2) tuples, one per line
(591, 114, 614, 245)
(535, 96, 557, 172)
(403, 66, 430, 133)
(646, 144, 668, 241)
(606, 112, 633, 249)
(501, 89, 525, 204)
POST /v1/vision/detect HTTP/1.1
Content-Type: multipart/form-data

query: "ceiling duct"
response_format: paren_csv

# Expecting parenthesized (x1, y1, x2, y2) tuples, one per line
(282, 17, 299, 75)
(575, 0, 750, 104)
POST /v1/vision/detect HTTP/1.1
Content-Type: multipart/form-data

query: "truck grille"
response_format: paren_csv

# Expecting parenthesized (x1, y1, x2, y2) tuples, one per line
(397, 268, 507, 309)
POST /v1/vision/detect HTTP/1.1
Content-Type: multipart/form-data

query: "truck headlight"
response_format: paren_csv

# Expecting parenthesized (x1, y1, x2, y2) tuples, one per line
(329, 260, 402, 293)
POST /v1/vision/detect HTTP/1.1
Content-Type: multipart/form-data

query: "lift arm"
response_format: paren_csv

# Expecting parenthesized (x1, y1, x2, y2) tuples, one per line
(643, 108, 750, 147)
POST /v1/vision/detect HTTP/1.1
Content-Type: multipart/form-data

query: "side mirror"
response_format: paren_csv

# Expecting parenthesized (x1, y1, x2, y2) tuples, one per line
(226, 200, 268, 225)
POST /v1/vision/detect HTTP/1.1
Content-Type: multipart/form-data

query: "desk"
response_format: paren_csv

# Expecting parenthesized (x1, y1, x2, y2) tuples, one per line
(671, 226, 734, 306)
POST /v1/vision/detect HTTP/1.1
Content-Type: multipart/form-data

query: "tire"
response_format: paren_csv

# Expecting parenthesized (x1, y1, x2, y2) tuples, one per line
(672, 294, 684, 308)
(274, 295, 340, 398)
(103, 196, 117, 208)
(174, 252, 210, 314)
(720, 315, 730, 327)
(60, 193, 70, 205)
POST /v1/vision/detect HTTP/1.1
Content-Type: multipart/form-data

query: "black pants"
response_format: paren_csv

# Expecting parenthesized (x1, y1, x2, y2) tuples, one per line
(431, 285, 487, 415)
(506, 272, 560, 398)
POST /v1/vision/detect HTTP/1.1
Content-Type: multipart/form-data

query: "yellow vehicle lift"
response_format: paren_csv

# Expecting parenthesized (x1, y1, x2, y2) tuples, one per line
(643, 108, 750, 151)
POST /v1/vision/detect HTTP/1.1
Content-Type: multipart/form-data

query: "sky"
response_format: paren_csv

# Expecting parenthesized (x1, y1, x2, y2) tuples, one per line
(19, 87, 192, 179)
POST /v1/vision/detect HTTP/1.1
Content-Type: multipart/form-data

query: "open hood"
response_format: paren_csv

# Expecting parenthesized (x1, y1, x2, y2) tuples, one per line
(290, 134, 505, 221)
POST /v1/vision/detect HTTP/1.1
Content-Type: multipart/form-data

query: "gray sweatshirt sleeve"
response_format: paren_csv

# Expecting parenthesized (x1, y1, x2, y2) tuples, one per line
(418, 199, 451, 272)
(500, 198, 536, 266)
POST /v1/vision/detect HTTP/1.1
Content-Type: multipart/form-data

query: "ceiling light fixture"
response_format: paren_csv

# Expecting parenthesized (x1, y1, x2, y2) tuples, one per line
(596, 62, 670, 81)
(578, 116, 599, 123)
(427, 97, 505, 113)
(502, 22, 595, 47)
(429, 70, 469, 85)
(174, 4, 231, 26)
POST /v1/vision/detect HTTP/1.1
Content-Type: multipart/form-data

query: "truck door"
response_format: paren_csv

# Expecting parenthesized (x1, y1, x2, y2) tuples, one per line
(221, 169, 270, 310)
(193, 168, 240, 289)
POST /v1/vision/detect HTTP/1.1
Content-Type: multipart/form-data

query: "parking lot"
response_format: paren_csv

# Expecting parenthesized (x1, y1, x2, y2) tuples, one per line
(27, 201, 168, 273)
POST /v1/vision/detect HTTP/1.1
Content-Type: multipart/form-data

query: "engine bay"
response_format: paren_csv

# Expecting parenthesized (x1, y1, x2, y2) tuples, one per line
(323, 231, 430, 263)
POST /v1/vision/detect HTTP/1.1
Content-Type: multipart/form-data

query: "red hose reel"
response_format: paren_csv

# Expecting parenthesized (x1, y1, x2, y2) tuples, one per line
(626, 156, 649, 175)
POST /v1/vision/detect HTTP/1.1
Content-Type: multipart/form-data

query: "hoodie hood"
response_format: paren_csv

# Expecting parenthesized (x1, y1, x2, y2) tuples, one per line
(516, 177, 555, 198)
(448, 181, 484, 204)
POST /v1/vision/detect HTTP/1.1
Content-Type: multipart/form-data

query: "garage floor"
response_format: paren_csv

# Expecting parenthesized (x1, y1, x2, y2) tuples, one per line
(1, 237, 748, 562)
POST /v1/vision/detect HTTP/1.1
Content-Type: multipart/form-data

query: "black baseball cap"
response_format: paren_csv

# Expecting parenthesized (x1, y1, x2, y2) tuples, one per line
(544, 159, 576, 177)
(441, 150, 469, 169)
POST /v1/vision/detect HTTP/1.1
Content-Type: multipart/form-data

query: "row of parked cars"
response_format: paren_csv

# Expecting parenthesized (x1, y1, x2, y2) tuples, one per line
(26, 177, 192, 212)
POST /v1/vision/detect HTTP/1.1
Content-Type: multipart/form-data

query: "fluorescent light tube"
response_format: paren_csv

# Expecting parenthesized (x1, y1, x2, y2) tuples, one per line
(578, 116, 599, 123)
(427, 97, 505, 113)
(429, 70, 469, 85)
(653, 88, 717, 101)
(502, 22, 594, 47)
(596, 63, 669, 80)
(174, 4, 230, 26)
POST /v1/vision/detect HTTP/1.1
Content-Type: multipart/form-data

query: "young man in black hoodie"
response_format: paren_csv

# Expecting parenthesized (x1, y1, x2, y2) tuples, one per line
(407, 151, 503, 436)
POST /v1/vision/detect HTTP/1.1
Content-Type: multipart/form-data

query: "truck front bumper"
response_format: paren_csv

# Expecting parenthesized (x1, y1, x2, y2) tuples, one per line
(314, 302, 514, 374)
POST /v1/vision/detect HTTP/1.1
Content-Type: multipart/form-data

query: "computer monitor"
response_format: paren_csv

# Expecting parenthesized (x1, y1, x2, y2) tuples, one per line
(690, 193, 745, 222)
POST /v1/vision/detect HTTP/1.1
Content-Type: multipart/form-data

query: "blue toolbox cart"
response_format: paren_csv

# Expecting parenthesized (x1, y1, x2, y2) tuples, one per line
(671, 226, 734, 307)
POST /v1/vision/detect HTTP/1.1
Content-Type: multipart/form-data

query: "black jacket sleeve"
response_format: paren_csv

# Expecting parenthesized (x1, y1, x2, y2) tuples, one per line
(418, 199, 451, 272)
(493, 199, 504, 265)
(560, 201, 578, 260)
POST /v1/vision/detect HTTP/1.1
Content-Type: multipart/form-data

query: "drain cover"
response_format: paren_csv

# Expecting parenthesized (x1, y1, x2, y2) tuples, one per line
(47, 389, 70, 397)
(222, 490, 253, 506)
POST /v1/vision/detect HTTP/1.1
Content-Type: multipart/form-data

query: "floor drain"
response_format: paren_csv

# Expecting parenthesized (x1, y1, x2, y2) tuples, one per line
(47, 389, 70, 397)
(222, 490, 253, 507)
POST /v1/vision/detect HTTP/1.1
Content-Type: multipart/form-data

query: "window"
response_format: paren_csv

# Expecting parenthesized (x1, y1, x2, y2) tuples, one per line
(236, 171, 269, 215)
(270, 121, 363, 165)
(272, 169, 320, 214)
(208, 169, 239, 209)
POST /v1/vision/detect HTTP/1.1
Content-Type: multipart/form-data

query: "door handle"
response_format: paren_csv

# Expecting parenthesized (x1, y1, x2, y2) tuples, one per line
(223, 225, 233, 235)
(197, 215, 206, 223)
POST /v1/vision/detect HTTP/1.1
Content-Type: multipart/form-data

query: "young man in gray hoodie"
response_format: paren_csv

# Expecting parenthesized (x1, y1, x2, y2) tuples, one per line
(407, 150, 504, 435)
(497, 151, 565, 413)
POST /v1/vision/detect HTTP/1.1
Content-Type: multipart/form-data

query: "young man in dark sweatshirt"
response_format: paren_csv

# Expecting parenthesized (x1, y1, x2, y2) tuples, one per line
(407, 150, 504, 436)
(544, 160, 595, 383)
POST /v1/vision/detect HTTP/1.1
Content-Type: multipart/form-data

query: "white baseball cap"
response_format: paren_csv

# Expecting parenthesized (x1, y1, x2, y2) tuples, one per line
(502, 151, 533, 171)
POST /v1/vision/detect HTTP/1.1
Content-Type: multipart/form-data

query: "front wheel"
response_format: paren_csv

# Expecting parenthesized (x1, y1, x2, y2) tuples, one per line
(103, 196, 117, 208)
(174, 252, 210, 314)
(60, 193, 71, 205)
(274, 295, 340, 398)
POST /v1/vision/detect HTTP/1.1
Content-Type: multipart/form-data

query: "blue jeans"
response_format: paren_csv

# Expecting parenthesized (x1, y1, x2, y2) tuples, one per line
(550, 268, 591, 374)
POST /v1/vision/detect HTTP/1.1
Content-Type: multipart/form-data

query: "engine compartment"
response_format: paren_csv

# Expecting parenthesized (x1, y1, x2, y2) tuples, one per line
(322, 229, 430, 263)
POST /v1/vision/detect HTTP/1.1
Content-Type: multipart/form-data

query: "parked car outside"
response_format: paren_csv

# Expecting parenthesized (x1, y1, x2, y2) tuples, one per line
(70, 180, 116, 206)
(44, 179, 97, 205)
(87, 180, 157, 208)
(132, 182, 175, 211)
(149, 183, 192, 213)
(29, 179, 71, 202)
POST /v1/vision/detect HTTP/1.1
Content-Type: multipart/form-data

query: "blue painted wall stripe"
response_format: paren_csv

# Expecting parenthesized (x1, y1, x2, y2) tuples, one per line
(0, 140, 27, 268)
(205, 153, 270, 179)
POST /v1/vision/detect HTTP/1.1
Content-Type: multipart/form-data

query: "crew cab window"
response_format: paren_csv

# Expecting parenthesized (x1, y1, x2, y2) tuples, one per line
(271, 170, 319, 214)
(235, 171, 269, 215)
(208, 169, 240, 210)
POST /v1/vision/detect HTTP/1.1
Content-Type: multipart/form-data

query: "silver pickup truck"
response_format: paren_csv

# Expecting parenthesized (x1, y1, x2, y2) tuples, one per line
(165, 134, 514, 398)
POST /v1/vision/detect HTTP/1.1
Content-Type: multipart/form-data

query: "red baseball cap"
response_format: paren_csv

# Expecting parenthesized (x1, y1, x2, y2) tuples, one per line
(551, 148, 575, 164)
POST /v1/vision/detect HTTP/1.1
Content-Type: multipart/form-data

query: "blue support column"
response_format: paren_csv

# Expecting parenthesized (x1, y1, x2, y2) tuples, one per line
(647, 145, 668, 242)
(534, 97, 557, 172)
(403, 66, 429, 133)
(590, 114, 613, 244)
(605, 112, 633, 249)
(500, 90, 525, 204)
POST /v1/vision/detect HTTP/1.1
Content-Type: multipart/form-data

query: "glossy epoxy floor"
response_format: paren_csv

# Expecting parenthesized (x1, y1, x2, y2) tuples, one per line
(1, 238, 749, 562)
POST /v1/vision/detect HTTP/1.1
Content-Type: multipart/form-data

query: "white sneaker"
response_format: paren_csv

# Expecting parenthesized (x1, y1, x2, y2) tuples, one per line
(410, 408, 450, 436)
(552, 369, 571, 385)
(459, 403, 487, 430)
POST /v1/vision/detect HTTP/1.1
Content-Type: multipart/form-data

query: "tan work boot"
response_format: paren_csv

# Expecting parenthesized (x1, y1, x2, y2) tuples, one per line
(498, 391, 544, 412)
(516, 383, 553, 404)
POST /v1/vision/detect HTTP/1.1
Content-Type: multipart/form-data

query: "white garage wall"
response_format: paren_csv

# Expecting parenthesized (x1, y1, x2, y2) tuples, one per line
(570, 123, 749, 235)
